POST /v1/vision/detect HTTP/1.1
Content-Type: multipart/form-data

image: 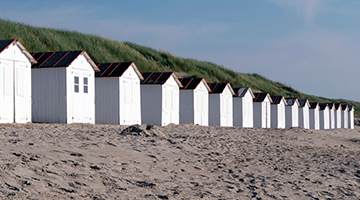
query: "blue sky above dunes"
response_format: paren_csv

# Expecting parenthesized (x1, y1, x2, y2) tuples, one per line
(1, 0, 360, 101)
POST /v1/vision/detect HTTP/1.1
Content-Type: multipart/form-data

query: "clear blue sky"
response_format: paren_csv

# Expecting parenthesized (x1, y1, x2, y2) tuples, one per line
(1, 0, 359, 101)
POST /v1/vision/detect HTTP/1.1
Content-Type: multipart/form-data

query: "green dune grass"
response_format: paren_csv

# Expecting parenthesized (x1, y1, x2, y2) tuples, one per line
(1, 19, 358, 117)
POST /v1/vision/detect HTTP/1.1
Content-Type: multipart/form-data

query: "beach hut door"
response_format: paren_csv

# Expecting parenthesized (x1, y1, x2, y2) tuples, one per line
(14, 62, 30, 123)
(0, 60, 14, 123)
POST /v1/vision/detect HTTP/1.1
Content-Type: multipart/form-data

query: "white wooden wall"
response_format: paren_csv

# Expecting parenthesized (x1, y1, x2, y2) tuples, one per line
(180, 90, 194, 124)
(193, 82, 209, 126)
(209, 94, 220, 126)
(233, 91, 253, 127)
(161, 76, 179, 126)
(285, 105, 299, 128)
(320, 107, 330, 129)
(309, 108, 320, 130)
(219, 87, 233, 127)
(66, 54, 95, 124)
(335, 109, 342, 129)
(180, 82, 208, 126)
(32, 68, 67, 123)
(119, 67, 141, 125)
(271, 103, 285, 129)
(329, 107, 335, 129)
(95, 77, 120, 125)
(299, 105, 309, 129)
(341, 109, 348, 129)
(349, 109, 354, 129)
(0, 43, 32, 123)
(141, 85, 162, 126)
(254, 100, 271, 128)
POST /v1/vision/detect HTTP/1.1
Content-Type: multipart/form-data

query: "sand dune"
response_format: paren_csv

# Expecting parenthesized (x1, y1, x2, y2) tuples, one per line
(0, 123, 359, 199)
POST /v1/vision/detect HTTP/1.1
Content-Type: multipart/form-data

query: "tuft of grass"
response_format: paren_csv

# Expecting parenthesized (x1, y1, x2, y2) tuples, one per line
(1, 18, 359, 117)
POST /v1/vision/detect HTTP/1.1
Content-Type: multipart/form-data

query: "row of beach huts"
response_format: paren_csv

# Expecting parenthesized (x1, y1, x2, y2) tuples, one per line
(0, 39, 355, 129)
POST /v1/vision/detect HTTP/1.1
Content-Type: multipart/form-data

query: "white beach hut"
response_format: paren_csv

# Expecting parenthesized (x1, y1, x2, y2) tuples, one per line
(0, 39, 36, 123)
(309, 102, 320, 130)
(298, 99, 310, 129)
(253, 93, 273, 128)
(95, 62, 144, 125)
(285, 98, 300, 128)
(348, 105, 354, 129)
(179, 77, 210, 126)
(233, 87, 254, 128)
(208, 83, 235, 127)
(31, 51, 99, 124)
(141, 72, 183, 126)
(341, 104, 349, 129)
(319, 103, 330, 130)
(334, 103, 342, 129)
(327, 103, 336, 129)
(270, 96, 286, 129)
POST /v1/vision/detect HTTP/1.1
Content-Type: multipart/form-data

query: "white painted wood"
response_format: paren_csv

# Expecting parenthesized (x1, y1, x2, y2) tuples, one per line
(233, 90, 254, 127)
(179, 81, 209, 126)
(253, 94, 271, 128)
(0, 41, 33, 123)
(348, 107, 354, 129)
(32, 68, 67, 123)
(341, 106, 348, 129)
(32, 53, 95, 124)
(335, 105, 342, 129)
(285, 100, 299, 128)
(329, 105, 335, 129)
(298, 101, 310, 129)
(320, 106, 330, 130)
(66, 54, 95, 124)
(270, 100, 285, 129)
(95, 65, 142, 125)
(141, 75, 180, 126)
(309, 104, 320, 130)
(209, 85, 233, 127)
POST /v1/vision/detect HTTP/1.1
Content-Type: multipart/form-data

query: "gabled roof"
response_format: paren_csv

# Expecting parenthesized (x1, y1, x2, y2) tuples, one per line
(335, 103, 342, 110)
(0, 39, 37, 64)
(270, 96, 285, 104)
(298, 99, 310, 107)
(341, 104, 349, 111)
(319, 103, 328, 111)
(309, 102, 319, 109)
(141, 72, 183, 87)
(179, 77, 210, 91)
(348, 105, 353, 111)
(95, 62, 144, 80)
(253, 93, 273, 103)
(285, 98, 300, 106)
(31, 50, 99, 72)
(233, 87, 255, 98)
(207, 83, 235, 95)
(326, 103, 335, 109)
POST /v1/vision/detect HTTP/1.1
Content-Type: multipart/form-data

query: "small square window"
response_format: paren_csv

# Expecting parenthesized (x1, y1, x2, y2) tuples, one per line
(84, 77, 88, 94)
(74, 76, 79, 93)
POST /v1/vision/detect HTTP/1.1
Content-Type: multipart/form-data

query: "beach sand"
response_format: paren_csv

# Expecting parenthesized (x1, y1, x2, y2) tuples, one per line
(0, 123, 359, 199)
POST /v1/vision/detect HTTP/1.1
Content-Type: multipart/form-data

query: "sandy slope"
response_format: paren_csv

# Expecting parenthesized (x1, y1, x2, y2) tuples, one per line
(0, 123, 359, 199)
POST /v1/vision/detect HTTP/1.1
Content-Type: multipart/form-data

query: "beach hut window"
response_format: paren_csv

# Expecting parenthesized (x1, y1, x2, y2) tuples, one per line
(74, 76, 79, 93)
(83, 77, 88, 94)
